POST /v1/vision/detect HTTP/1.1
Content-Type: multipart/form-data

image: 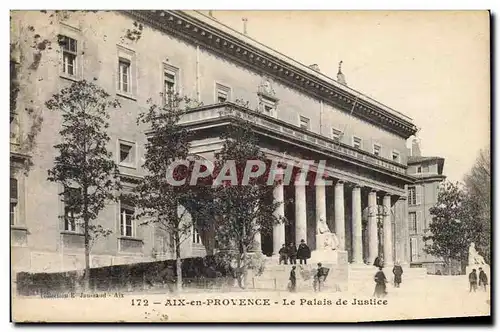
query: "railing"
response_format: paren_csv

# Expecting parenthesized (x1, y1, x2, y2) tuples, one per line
(179, 104, 407, 175)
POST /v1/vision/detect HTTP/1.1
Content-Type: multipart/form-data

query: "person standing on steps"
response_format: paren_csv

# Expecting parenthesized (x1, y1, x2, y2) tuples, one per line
(297, 239, 311, 265)
(288, 266, 297, 292)
(278, 244, 288, 265)
(288, 242, 297, 265)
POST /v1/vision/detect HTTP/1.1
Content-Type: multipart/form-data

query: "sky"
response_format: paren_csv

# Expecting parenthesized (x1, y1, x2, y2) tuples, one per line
(204, 10, 490, 182)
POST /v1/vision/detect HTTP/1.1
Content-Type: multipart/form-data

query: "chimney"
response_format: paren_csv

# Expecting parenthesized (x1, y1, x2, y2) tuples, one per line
(411, 138, 422, 157)
(337, 60, 347, 85)
(208, 10, 213, 17)
(242, 18, 248, 35)
(309, 64, 321, 72)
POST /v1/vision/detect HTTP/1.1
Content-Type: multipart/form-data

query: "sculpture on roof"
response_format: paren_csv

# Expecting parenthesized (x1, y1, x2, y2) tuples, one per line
(337, 60, 347, 85)
(258, 77, 277, 99)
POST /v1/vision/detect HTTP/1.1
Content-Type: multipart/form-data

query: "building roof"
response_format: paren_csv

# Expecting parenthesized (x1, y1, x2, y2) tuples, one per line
(127, 10, 419, 139)
(407, 156, 445, 164)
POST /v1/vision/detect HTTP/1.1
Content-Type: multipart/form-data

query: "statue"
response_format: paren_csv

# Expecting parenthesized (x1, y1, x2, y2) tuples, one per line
(258, 78, 276, 98)
(316, 218, 339, 251)
(317, 217, 330, 234)
(468, 242, 486, 266)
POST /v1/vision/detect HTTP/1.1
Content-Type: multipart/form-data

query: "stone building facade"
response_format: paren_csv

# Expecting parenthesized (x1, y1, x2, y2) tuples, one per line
(11, 10, 427, 274)
(406, 140, 447, 273)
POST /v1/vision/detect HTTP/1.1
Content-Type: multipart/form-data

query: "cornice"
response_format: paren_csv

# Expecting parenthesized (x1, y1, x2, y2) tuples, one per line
(124, 10, 418, 139)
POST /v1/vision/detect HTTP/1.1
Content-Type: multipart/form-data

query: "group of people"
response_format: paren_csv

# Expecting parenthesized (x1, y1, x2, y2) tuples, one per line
(279, 240, 311, 265)
(373, 257, 404, 298)
(468, 267, 488, 292)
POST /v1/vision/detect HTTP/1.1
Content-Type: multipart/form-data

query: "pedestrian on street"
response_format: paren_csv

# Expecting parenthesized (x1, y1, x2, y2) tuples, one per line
(288, 242, 297, 265)
(288, 265, 297, 292)
(297, 239, 311, 265)
(373, 266, 388, 298)
(373, 256, 383, 269)
(469, 268, 478, 292)
(478, 267, 488, 292)
(392, 261, 403, 288)
(278, 244, 288, 265)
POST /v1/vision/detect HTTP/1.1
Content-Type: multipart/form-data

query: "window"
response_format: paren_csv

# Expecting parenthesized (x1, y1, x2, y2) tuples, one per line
(120, 205, 134, 237)
(409, 212, 417, 234)
(215, 83, 231, 103)
(118, 59, 131, 93)
(64, 187, 81, 232)
(118, 141, 135, 167)
(422, 165, 430, 173)
(417, 166, 422, 173)
(410, 237, 419, 262)
(299, 116, 310, 130)
(408, 186, 416, 205)
(164, 71, 176, 104)
(392, 151, 400, 162)
(10, 178, 18, 225)
(192, 226, 201, 244)
(331, 128, 342, 141)
(260, 96, 276, 116)
(353, 136, 362, 149)
(60, 36, 77, 76)
(373, 144, 381, 156)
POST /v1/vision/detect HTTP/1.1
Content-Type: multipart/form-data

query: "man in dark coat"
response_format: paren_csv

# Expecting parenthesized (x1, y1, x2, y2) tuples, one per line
(478, 267, 488, 291)
(288, 243, 297, 265)
(469, 269, 478, 292)
(288, 266, 297, 292)
(297, 239, 311, 265)
(313, 263, 329, 292)
(392, 261, 403, 288)
(374, 266, 387, 298)
(278, 244, 288, 265)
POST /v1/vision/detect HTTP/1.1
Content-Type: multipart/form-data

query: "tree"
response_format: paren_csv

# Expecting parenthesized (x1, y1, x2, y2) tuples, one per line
(463, 147, 491, 264)
(46, 80, 121, 289)
(212, 102, 285, 288)
(133, 93, 207, 291)
(423, 181, 482, 274)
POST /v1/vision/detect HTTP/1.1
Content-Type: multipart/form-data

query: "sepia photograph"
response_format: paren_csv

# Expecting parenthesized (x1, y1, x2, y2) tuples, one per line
(9, 8, 491, 323)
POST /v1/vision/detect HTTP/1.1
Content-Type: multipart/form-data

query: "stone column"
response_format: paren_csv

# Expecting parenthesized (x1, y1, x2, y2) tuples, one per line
(295, 183, 307, 245)
(253, 231, 262, 253)
(352, 185, 363, 264)
(368, 190, 378, 264)
(334, 181, 345, 250)
(272, 173, 285, 255)
(383, 195, 393, 266)
(315, 182, 327, 232)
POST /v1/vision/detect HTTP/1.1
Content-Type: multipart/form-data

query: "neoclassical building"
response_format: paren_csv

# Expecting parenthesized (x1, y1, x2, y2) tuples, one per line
(11, 10, 426, 274)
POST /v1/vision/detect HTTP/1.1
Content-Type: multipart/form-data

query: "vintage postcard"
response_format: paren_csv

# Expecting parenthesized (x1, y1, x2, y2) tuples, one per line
(10, 10, 491, 323)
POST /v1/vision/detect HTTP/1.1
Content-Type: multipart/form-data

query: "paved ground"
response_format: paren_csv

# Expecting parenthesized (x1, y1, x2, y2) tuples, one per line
(12, 275, 490, 322)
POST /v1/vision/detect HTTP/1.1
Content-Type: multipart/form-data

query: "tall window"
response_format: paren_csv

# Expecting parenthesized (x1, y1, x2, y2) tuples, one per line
(417, 166, 422, 173)
(120, 204, 134, 237)
(215, 83, 231, 103)
(410, 237, 419, 262)
(118, 141, 135, 167)
(60, 36, 77, 76)
(118, 59, 131, 93)
(299, 116, 310, 130)
(353, 136, 362, 149)
(373, 144, 381, 156)
(10, 178, 18, 226)
(409, 212, 417, 234)
(192, 226, 201, 244)
(164, 71, 176, 104)
(408, 186, 416, 205)
(332, 128, 342, 141)
(64, 187, 81, 232)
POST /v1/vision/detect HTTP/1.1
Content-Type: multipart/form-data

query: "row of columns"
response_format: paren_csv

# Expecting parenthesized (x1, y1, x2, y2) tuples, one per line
(266, 178, 395, 265)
